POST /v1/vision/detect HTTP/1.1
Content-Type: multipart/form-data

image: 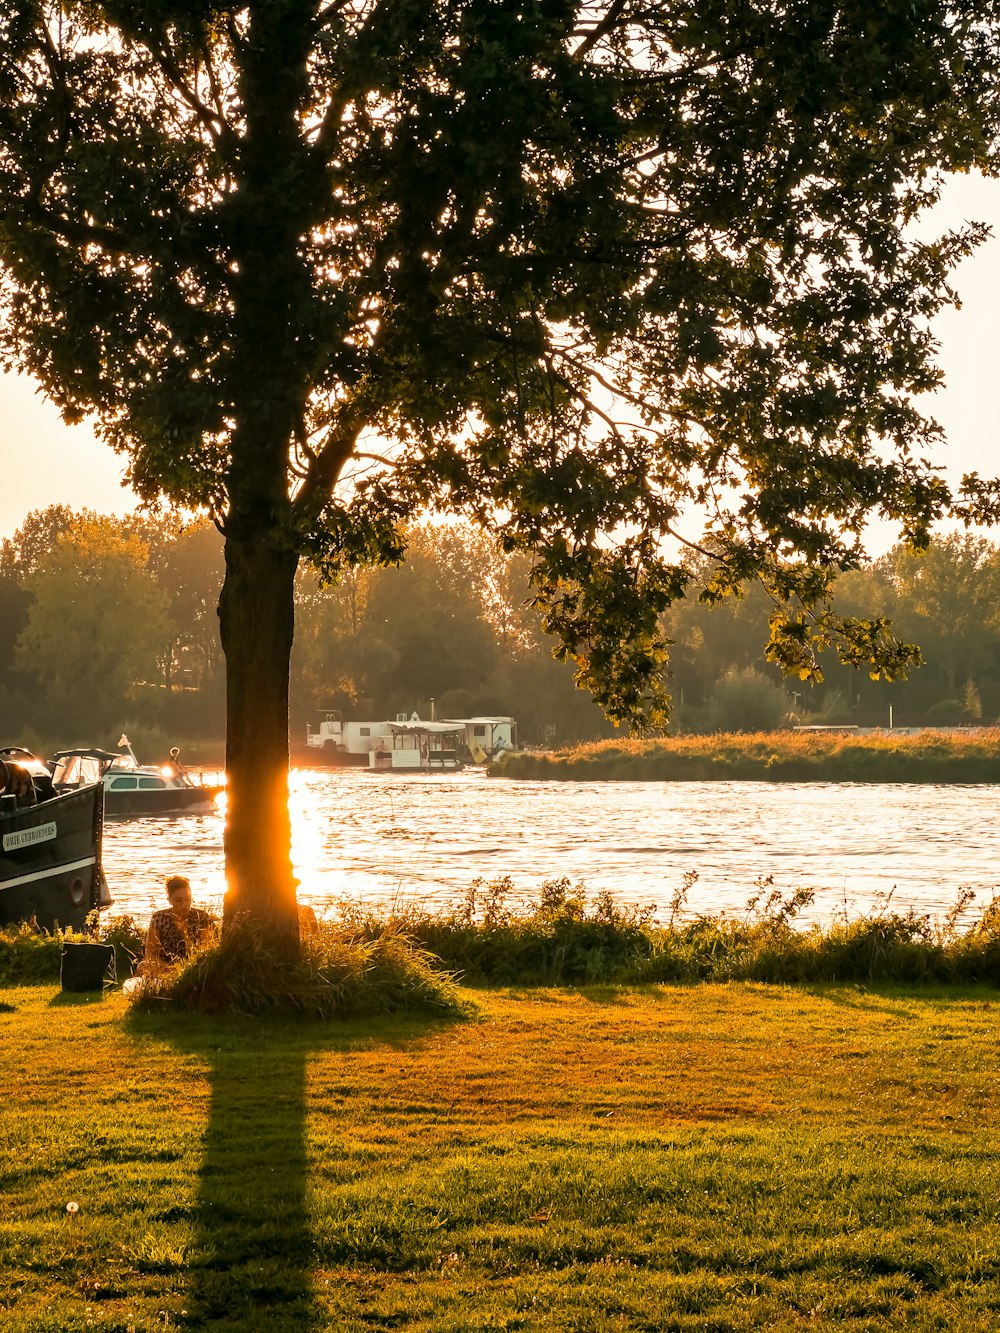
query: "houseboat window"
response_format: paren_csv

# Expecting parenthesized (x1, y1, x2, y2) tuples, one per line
(108, 777, 138, 790)
(137, 777, 167, 789)
(473, 725, 486, 737)
(360, 727, 370, 737)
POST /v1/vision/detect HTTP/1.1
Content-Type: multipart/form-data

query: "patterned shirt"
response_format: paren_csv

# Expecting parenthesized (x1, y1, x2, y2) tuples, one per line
(145, 907, 214, 965)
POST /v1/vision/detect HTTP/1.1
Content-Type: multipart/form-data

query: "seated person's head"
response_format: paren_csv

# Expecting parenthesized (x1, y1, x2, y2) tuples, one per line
(165, 875, 193, 912)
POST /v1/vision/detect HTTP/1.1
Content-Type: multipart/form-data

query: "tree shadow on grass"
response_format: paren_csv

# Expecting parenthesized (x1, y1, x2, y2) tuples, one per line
(128, 1012, 314, 1330)
(128, 1008, 462, 1331)
(48, 989, 117, 1007)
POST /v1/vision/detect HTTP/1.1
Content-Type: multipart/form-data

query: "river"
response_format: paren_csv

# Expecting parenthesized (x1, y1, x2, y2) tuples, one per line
(101, 769, 999, 927)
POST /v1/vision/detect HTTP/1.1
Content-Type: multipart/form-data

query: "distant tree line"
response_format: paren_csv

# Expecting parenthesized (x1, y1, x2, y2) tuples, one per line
(0, 507, 615, 749)
(1, 509, 998, 749)
(666, 533, 1000, 732)
(0, 506, 225, 746)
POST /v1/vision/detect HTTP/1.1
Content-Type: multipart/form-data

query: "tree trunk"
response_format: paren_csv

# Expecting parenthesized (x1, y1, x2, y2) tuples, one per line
(218, 530, 300, 952)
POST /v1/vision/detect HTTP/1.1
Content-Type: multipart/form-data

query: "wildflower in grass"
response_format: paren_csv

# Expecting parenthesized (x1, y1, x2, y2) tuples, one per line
(66, 1201, 79, 1215)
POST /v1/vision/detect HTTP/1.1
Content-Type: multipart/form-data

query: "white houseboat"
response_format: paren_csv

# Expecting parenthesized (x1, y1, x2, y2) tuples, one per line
(306, 710, 517, 769)
(370, 718, 466, 771)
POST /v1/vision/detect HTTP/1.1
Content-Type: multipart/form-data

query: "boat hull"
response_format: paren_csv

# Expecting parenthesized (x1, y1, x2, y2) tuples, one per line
(0, 785, 106, 932)
(299, 744, 369, 767)
(103, 785, 222, 817)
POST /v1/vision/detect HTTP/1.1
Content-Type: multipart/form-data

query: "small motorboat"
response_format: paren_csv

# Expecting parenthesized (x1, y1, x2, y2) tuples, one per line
(51, 736, 223, 817)
(0, 745, 110, 932)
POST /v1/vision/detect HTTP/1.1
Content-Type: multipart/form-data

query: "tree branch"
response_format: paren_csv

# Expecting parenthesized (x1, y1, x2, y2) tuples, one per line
(146, 38, 234, 153)
(5, 200, 231, 286)
(294, 415, 367, 513)
(573, 0, 630, 58)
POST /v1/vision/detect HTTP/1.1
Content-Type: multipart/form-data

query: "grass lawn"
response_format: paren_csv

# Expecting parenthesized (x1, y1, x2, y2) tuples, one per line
(3, 982, 1000, 1331)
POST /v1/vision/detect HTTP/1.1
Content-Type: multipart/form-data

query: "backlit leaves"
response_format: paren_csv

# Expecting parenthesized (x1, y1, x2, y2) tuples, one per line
(1, 1, 998, 725)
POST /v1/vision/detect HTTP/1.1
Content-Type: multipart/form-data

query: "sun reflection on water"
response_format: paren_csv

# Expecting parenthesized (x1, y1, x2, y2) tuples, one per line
(100, 768, 1000, 927)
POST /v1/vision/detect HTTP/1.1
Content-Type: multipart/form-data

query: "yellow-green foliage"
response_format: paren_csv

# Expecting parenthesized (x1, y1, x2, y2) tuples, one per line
(4, 984, 1000, 1330)
(495, 727, 1000, 782)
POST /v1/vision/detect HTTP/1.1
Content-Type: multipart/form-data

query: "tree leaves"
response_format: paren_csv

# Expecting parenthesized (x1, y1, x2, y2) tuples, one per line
(1, 1, 998, 728)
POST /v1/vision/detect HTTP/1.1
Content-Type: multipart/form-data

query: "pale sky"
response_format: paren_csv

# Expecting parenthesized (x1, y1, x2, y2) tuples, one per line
(1, 172, 999, 546)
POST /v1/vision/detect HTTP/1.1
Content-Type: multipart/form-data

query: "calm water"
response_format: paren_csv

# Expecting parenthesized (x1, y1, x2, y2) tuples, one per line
(101, 769, 999, 926)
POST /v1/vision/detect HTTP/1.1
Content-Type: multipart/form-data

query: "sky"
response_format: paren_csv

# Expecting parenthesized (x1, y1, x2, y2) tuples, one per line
(1, 173, 999, 547)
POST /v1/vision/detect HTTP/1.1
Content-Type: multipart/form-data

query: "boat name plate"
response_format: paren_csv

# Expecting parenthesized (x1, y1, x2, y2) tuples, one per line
(3, 821, 58, 852)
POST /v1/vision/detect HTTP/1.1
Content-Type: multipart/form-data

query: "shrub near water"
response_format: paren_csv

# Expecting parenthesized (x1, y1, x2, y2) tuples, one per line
(341, 876, 658, 986)
(0, 913, 146, 985)
(347, 875, 1000, 989)
(0, 914, 465, 1019)
(6, 877, 1000, 996)
(0, 921, 66, 984)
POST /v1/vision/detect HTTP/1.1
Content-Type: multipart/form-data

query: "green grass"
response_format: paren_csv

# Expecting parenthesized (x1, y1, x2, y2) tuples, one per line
(494, 728, 1000, 782)
(4, 982, 1000, 1329)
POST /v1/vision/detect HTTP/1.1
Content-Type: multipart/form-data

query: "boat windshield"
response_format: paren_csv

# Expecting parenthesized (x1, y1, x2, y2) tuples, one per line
(51, 754, 105, 786)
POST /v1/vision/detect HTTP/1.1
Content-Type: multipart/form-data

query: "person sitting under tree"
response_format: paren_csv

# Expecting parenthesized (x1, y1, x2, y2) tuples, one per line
(142, 875, 214, 970)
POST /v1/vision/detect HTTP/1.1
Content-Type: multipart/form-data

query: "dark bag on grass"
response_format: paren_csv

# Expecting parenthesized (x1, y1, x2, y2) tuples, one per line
(61, 942, 116, 992)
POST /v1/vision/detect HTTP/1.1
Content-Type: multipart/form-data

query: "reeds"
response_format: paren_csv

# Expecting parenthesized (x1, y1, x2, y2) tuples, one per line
(334, 874, 1000, 988)
(494, 728, 1000, 782)
(6, 872, 1000, 996)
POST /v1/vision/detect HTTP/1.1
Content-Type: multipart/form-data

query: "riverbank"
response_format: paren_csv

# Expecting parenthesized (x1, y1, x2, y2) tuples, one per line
(4, 982, 1000, 1330)
(9, 877, 1000, 988)
(493, 728, 1000, 782)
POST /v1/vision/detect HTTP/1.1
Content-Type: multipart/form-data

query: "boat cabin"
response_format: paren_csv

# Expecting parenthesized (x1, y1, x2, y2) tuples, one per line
(50, 748, 127, 788)
(371, 720, 466, 770)
(445, 716, 517, 762)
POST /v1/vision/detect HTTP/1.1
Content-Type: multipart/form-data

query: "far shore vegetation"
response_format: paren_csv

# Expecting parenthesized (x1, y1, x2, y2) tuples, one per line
(494, 727, 1000, 784)
(8, 512, 1000, 762)
(4, 978, 1000, 1330)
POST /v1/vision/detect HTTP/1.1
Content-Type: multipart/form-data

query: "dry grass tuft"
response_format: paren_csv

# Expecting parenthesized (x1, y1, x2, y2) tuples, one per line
(129, 916, 468, 1019)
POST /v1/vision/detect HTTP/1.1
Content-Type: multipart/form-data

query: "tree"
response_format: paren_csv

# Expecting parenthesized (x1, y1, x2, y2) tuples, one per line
(0, 504, 93, 713)
(1, 503, 89, 577)
(151, 518, 226, 689)
(707, 666, 789, 733)
(294, 521, 503, 716)
(1, 3, 997, 950)
(15, 517, 173, 731)
(886, 535, 1000, 696)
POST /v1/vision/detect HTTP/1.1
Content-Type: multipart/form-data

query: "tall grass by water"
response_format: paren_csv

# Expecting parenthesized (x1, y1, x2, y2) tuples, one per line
(493, 727, 1000, 782)
(8, 873, 1000, 994)
(345, 874, 1000, 988)
(0, 913, 464, 1019)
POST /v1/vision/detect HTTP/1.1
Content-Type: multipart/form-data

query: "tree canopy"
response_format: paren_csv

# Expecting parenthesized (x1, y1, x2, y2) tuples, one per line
(1, 1, 998, 939)
(15, 516, 172, 729)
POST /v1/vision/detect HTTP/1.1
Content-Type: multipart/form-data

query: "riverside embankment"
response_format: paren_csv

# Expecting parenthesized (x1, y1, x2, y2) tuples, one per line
(492, 728, 1000, 782)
